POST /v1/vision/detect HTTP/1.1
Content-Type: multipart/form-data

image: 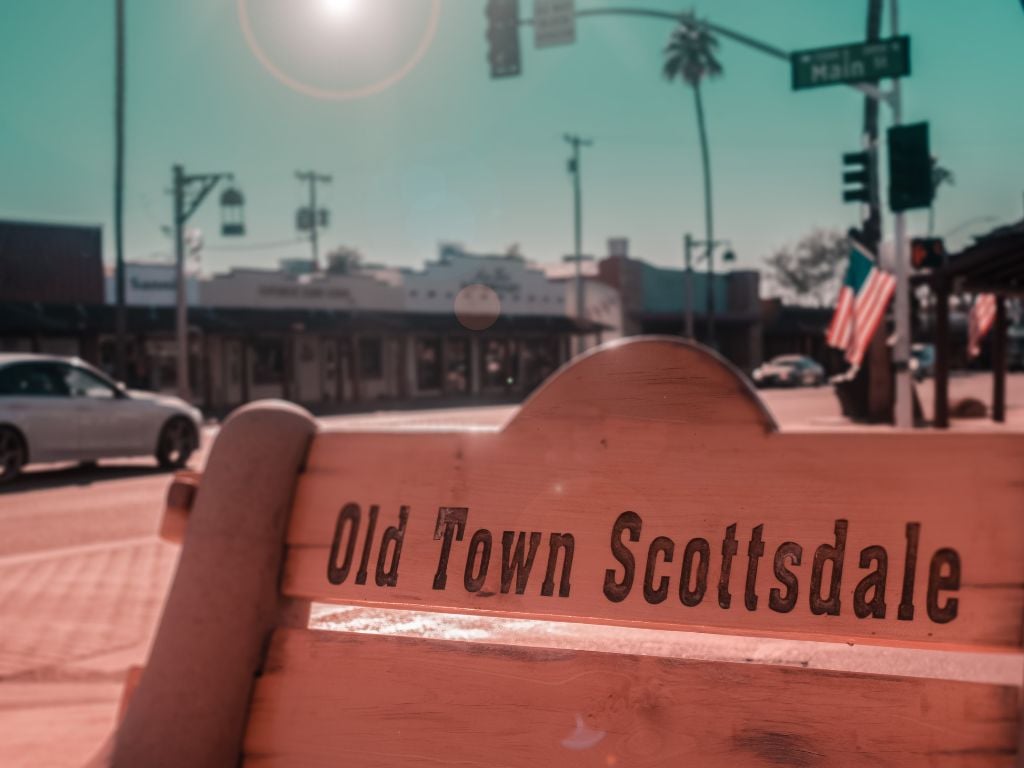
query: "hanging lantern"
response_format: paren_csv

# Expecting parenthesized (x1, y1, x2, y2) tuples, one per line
(220, 187, 245, 236)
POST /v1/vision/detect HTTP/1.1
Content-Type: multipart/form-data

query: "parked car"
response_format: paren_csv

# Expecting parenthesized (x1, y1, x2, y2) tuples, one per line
(751, 355, 825, 388)
(910, 343, 935, 381)
(0, 354, 202, 484)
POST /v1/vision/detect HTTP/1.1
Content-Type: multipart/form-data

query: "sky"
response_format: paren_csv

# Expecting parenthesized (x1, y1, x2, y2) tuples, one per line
(1, 0, 1022, 279)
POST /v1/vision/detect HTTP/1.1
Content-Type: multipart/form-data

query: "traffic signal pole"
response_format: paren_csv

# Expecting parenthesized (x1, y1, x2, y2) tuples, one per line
(889, 0, 912, 429)
(505, 4, 911, 421)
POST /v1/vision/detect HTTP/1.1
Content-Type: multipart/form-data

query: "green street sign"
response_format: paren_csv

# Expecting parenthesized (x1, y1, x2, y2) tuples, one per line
(791, 35, 910, 91)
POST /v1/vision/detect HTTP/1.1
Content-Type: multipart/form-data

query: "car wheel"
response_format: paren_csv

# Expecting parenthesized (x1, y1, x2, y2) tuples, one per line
(0, 427, 27, 485)
(156, 417, 197, 470)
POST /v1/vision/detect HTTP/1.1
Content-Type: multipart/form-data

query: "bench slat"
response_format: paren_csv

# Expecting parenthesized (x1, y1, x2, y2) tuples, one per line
(282, 428, 1024, 649)
(243, 628, 1020, 767)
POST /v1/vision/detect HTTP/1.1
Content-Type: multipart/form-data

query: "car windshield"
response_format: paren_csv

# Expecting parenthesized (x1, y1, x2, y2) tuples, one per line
(771, 357, 805, 367)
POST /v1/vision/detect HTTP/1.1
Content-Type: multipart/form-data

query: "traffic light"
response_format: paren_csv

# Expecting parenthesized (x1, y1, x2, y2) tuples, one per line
(486, 0, 521, 79)
(888, 122, 933, 212)
(910, 237, 945, 269)
(841, 150, 872, 203)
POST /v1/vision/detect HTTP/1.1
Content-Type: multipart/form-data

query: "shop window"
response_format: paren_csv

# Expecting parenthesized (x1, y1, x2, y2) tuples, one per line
(445, 338, 469, 394)
(482, 339, 518, 390)
(359, 337, 383, 379)
(522, 337, 561, 391)
(415, 337, 442, 392)
(252, 339, 284, 385)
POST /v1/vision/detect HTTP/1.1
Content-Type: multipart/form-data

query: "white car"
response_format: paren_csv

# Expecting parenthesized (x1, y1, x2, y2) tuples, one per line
(0, 354, 202, 484)
(751, 355, 826, 388)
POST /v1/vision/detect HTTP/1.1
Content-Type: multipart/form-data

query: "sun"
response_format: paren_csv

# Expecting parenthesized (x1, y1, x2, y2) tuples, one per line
(321, 0, 358, 19)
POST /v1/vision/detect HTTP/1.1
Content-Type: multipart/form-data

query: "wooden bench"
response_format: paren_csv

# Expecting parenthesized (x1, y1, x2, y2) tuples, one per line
(104, 338, 1023, 767)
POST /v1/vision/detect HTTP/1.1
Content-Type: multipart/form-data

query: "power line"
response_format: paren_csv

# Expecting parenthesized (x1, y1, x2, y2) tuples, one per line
(204, 237, 308, 252)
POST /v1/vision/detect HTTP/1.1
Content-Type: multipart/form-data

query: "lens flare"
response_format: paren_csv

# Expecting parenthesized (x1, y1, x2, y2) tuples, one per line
(237, 0, 442, 102)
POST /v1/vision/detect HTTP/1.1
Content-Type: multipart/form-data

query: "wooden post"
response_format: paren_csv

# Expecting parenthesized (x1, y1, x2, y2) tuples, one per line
(396, 335, 410, 399)
(934, 278, 950, 429)
(349, 334, 362, 402)
(240, 338, 251, 404)
(111, 402, 316, 768)
(469, 336, 481, 395)
(439, 335, 450, 396)
(993, 295, 1007, 423)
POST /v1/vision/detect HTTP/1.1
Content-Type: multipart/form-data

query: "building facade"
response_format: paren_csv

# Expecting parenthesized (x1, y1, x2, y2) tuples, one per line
(0, 231, 597, 414)
(595, 238, 763, 371)
(1, 219, 103, 304)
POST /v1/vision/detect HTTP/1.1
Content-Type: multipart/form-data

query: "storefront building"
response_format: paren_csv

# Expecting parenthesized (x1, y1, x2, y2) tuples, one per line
(1, 236, 599, 414)
(595, 238, 763, 372)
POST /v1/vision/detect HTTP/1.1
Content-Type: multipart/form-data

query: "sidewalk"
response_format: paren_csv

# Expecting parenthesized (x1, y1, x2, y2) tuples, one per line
(0, 540, 178, 768)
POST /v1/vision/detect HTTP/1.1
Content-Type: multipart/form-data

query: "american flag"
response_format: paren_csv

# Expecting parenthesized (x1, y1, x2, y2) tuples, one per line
(968, 294, 997, 358)
(826, 240, 897, 368)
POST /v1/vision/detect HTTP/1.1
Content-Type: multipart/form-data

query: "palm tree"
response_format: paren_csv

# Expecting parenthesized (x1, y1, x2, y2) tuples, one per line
(663, 12, 723, 346)
(928, 161, 955, 236)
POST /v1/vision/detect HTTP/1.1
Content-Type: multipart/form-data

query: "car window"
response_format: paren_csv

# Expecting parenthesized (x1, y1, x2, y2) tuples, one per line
(65, 366, 118, 400)
(0, 363, 71, 397)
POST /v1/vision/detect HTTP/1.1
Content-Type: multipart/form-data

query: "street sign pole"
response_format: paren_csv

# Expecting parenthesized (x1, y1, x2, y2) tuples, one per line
(890, 0, 912, 429)
(790, 19, 912, 428)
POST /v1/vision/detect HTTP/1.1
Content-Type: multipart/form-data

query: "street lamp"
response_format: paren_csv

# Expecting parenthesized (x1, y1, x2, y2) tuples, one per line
(683, 233, 733, 344)
(171, 165, 243, 401)
(219, 187, 246, 236)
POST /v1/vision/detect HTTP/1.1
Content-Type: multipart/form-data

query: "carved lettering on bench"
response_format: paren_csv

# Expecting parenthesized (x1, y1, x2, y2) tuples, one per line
(433, 508, 576, 598)
(326, 503, 410, 588)
(324, 504, 963, 624)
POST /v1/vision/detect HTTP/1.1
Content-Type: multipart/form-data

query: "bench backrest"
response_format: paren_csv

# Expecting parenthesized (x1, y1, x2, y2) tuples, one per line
(111, 338, 1024, 767)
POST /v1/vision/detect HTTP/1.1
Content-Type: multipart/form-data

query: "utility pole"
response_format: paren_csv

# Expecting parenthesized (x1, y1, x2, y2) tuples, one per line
(296, 171, 332, 271)
(564, 133, 592, 354)
(113, 0, 126, 381)
(683, 234, 731, 345)
(683, 234, 694, 338)
(171, 164, 236, 401)
(889, 0, 912, 429)
(173, 165, 187, 401)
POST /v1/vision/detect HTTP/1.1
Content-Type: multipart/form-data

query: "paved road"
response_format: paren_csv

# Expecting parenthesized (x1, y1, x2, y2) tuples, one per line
(1, 378, 1021, 767)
